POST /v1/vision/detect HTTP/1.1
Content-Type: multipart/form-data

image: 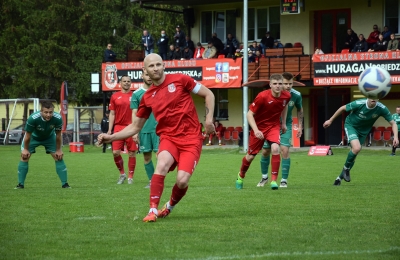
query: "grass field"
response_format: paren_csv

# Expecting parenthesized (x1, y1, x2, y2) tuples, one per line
(0, 144, 399, 259)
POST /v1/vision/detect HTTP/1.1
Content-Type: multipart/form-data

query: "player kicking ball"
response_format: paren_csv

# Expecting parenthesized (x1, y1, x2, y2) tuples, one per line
(15, 101, 70, 189)
(323, 98, 398, 185)
(236, 74, 290, 190)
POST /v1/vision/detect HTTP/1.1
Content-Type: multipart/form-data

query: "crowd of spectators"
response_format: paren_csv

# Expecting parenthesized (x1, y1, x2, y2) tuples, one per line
(348, 25, 399, 53)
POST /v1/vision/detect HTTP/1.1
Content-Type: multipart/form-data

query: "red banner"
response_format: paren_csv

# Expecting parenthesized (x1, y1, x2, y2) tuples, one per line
(60, 81, 68, 131)
(313, 51, 400, 86)
(292, 117, 300, 148)
(101, 58, 243, 91)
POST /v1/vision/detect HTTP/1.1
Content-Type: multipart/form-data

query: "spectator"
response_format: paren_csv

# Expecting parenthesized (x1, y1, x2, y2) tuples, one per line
(211, 32, 224, 54)
(167, 44, 175, 60)
(141, 30, 154, 57)
(193, 42, 205, 59)
(352, 34, 368, 52)
(174, 25, 186, 48)
(344, 28, 358, 51)
(206, 120, 224, 146)
(101, 110, 110, 153)
(104, 43, 116, 62)
(254, 50, 263, 63)
(184, 36, 195, 53)
(202, 41, 217, 59)
(314, 47, 324, 54)
(248, 41, 260, 62)
(182, 46, 193, 60)
(369, 33, 387, 52)
(273, 39, 284, 48)
(222, 33, 239, 58)
(260, 31, 274, 54)
(173, 45, 184, 60)
(157, 30, 169, 60)
(366, 25, 380, 49)
(387, 33, 399, 51)
(382, 26, 392, 41)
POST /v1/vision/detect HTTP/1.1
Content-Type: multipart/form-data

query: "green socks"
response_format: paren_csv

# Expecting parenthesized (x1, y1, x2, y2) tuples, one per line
(55, 160, 68, 185)
(281, 158, 290, 179)
(18, 161, 29, 185)
(344, 151, 357, 169)
(144, 161, 154, 181)
(260, 155, 270, 178)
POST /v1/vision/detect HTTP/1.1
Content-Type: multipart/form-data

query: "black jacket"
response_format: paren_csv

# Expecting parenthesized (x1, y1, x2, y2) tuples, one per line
(184, 40, 195, 53)
(352, 39, 368, 52)
(182, 49, 193, 60)
(157, 35, 169, 54)
(345, 32, 358, 50)
(141, 34, 154, 51)
(173, 49, 184, 60)
(174, 30, 186, 47)
(101, 116, 109, 133)
(373, 40, 388, 51)
(261, 36, 274, 49)
(104, 49, 116, 62)
(212, 36, 224, 53)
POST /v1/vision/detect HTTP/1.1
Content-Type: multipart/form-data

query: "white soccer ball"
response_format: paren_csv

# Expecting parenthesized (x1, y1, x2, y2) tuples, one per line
(358, 67, 392, 99)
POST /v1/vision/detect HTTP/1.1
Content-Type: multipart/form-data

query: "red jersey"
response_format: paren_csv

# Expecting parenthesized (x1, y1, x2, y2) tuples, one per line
(136, 74, 202, 139)
(109, 91, 133, 126)
(249, 89, 291, 132)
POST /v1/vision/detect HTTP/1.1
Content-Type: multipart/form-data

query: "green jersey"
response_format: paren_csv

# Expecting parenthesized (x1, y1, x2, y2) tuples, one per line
(392, 113, 400, 130)
(131, 87, 157, 133)
(286, 88, 302, 126)
(25, 111, 63, 141)
(345, 99, 392, 136)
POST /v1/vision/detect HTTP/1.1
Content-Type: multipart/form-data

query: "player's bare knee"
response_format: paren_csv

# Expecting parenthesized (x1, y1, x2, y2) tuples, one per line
(112, 150, 121, 157)
(245, 154, 255, 162)
(261, 148, 270, 157)
(143, 152, 152, 163)
(128, 151, 136, 157)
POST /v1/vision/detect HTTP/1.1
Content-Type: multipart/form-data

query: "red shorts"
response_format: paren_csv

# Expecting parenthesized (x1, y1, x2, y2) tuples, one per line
(158, 136, 202, 174)
(112, 125, 138, 151)
(248, 128, 281, 155)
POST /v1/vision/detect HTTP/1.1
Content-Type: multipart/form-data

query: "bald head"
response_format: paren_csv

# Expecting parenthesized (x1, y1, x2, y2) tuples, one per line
(143, 53, 165, 85)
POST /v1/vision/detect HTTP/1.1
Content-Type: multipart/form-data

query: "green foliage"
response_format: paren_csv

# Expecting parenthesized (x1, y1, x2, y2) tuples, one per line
(1, 146, 399, 259)
(0, 0, 184, 104)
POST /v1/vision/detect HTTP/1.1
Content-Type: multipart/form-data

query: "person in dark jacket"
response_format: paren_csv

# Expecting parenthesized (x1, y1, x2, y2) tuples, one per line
(352, 34, 368, 52)
(184, 36, 195, 53)
(157, 30, 169, 60)
(174, 25, 186, 48)
(182, 46, 193, 60)
(173, 45, 184, 60)
(211, 33, 224, 54)
(260, 31, 274, 54)
(101, 111, 110, 153)
(141, 30, 154, 56)
(344, 28, 358, 51)
(222, 33, 239, 57)
(104, 44, 117, 62)
(369, 34, 388, 52)
(168, 44, 175, 60)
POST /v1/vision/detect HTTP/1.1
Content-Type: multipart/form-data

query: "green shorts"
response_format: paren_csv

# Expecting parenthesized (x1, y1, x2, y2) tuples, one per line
(139, 132, 159, 153)
(344, 124, 367, 146)
(262, 127, 292, 149)
(21, 134, 57, 154)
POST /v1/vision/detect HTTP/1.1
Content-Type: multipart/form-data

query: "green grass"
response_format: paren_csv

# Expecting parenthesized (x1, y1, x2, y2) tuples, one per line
(0, 145, 399, 259)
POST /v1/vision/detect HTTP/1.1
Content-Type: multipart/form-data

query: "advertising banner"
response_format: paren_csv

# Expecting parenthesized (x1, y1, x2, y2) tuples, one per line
(313, 51, 400, 86)
(101, 58, 243, 91)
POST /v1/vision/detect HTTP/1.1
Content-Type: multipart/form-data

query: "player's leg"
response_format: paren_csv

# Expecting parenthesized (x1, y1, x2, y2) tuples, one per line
(43, 135, 70, 188)
(217, 131, 222, 145)
(158, 138, 202, 218)
(126, 137, 137, 184)
(391, 131, 399, 155)
(207, 133, 213, 145)
(279, 130, 292, 187)
(16, 136, 36, 189)
(143, 138, 176, 222)
(236, 132, 263, 189)
(269, 142, 281, 190)
(258, 141, 271, 187)
(140, 132, 157, 188)
(112, 138, 126, 184)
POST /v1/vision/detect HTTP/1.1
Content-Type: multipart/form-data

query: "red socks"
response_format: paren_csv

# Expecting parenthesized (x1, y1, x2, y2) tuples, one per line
(169, 184, 188, 207)
(149, 174, 165, 209)
(271, 154, 280, 181)
(113, 155, 125, 174)
(239, 156, 251, 178)
(128, 157, 136, 179)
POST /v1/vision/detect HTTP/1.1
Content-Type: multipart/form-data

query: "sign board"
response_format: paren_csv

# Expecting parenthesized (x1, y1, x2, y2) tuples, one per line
(101, 58, 243, 91)
(292, 117, 300, 148)
(313, 51, 400, 86)
(308, 146, 333, 156)
(281, 0, 300, 15)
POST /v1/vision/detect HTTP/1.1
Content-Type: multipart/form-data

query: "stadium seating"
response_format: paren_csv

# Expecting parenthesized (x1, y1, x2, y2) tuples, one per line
(376, 126, 386, 133)
(231, 130, 239, 144)
(226, 126, 234, 132)
(234, 126, 243, 132)
(218, 54, 225, 59)
(386, 126, 392, 133)
(383, 131, 392, 147)
(223, 130, 232, 144)
(341, 49, 350, 53)
(372, 130, 382, 146)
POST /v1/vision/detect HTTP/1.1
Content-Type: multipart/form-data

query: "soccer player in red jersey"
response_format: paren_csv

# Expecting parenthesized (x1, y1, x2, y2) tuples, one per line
(108, 75, 138, 185)
(98, 54, 215, 222)
(235, 74, 291, 190)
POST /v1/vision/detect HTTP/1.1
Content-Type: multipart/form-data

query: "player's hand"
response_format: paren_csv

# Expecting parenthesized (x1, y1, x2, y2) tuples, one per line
(204, 121, 215, 135)
(323, 120, 332, 128)
(54, 150, 63, 161)
(393, 138, 399, 148)
(296, 128, 303, 138)
(98, 133, 112, 145)
(281, 124, 287, 134)
(107, 130, 112, 135)
(254, 130, 264, 140)
(21, 149, 31, 160)
(132, 134, 140, 144)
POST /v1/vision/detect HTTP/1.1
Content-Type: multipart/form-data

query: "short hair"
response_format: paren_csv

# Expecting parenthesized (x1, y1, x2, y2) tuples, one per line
(359, 34, 364, 37)
(41, 101, 54, 109)
(119, 75, 131, 82)
(270, 74, 283, 81)
(282, 72, 294, 81)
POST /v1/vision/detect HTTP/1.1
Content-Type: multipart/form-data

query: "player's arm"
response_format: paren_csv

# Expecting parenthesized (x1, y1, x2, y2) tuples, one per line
(131, 108, 139, 143)
(297, 107, 304, 138)
(54, 130, 63, 160)
(281, 105, 289, 134)
(247, 110, 263, 140)
(389, 120, 399, 147)
(194, 84, 215, 134)
(108, 110, 115, 135)
(21, 131, 32, 160)
(323, 105, 346, 128)
(99, 117, 147, 144)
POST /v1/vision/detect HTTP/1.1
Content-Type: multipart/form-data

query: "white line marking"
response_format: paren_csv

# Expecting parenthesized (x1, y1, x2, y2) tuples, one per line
(76, 216, 106, 220)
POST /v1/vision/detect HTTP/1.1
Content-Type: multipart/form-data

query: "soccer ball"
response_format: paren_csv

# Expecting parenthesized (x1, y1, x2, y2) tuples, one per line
(358, 67, 392, 99)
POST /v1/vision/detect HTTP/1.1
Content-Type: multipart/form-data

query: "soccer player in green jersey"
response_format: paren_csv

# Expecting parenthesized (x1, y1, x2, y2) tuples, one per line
(390, 106, 400, 156)
(131, 71, 159, 188)
(258, 72, 303, 188)
(323, 99, 399, 185)
(15, 101, 70, 189)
